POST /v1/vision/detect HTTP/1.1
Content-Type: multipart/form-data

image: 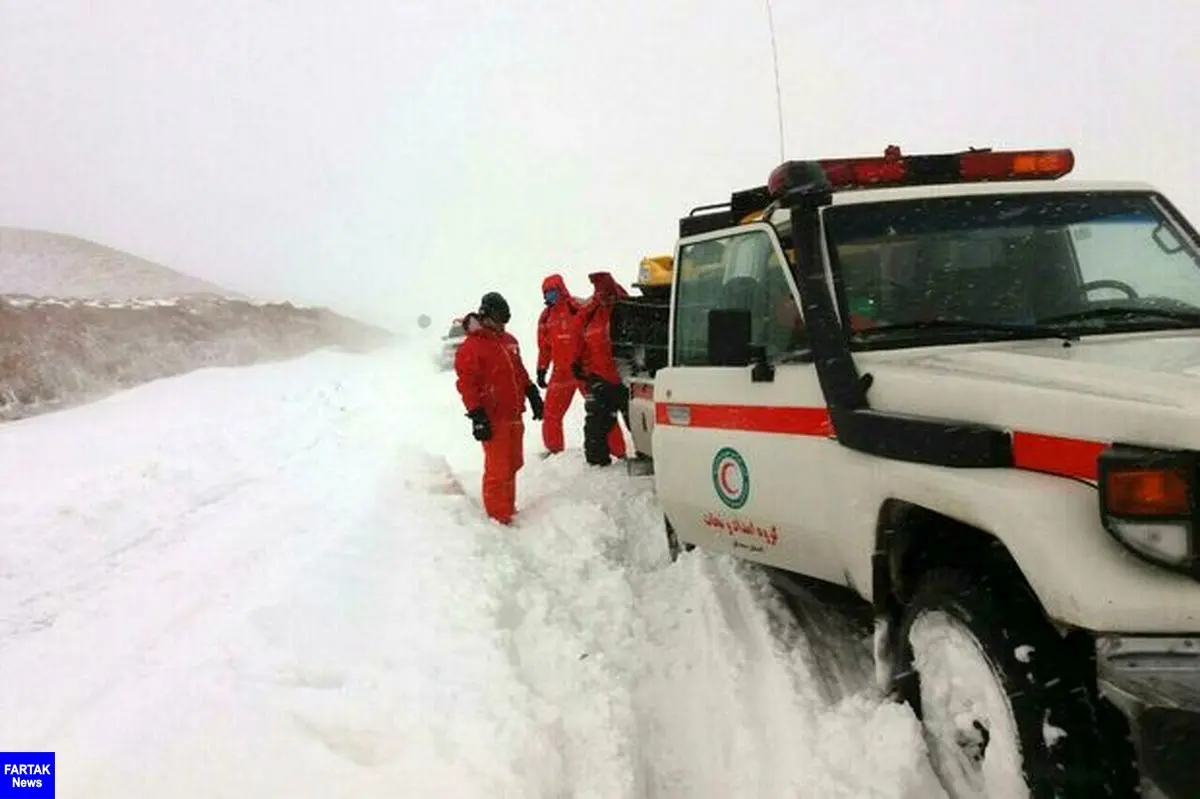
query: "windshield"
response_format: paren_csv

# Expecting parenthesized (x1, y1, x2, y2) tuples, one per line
(822, 191, 1200, 349)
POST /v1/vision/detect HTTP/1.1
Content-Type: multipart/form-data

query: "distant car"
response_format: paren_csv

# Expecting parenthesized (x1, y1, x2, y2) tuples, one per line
(435, 317, 466, 371)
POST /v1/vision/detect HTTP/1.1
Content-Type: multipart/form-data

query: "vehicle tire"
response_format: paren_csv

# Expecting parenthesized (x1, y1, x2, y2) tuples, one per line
(664, 516, 694, 563)
(893, 568, 1136, 799)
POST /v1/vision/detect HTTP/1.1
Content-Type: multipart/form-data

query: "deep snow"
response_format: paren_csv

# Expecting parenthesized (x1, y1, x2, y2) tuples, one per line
(0, 341, 949, 797)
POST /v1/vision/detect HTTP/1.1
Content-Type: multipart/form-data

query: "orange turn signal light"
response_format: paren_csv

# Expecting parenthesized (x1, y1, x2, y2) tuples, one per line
(1104, 467, 1191, 517)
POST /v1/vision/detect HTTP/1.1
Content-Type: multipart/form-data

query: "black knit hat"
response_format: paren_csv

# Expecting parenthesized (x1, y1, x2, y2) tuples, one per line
(479, 291, 511, 324)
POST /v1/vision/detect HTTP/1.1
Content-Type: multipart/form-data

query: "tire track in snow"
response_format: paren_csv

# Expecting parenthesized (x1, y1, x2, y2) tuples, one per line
(11, 432, 369, 753)
(0, 352, 398, 776)
(203, 449, 570, 798)
(0, 356, 362, 644)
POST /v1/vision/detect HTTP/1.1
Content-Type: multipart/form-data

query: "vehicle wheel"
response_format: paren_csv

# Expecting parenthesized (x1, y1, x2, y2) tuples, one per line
(893, 568, 1135, 799)
(664, 516, 694, 562)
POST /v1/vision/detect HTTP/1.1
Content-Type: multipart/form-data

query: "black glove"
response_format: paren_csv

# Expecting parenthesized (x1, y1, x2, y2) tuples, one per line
(526, 384, 544, 420)
(571, 361, 584, 381)
(467, 407, 492, 441)
(536, 367, 548, 389)
(587, 376, 607, 399)
(595, 378, 624, 410)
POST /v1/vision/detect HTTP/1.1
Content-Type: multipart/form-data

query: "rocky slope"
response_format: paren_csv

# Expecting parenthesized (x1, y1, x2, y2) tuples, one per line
(0, 229, 392, 420)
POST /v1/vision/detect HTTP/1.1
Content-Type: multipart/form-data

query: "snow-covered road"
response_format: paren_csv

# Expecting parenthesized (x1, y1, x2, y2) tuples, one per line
(0, 342, 946, 797)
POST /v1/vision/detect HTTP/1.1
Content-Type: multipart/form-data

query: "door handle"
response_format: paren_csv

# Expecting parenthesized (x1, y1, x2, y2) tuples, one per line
(665, 405, 691, 426)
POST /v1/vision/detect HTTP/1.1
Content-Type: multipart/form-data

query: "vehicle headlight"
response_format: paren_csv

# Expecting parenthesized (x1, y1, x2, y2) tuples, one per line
(1099, 447, 1198, 575)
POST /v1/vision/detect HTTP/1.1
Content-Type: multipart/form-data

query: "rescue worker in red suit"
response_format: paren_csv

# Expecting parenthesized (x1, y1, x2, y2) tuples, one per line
(569, 271, 630, 466)
(454, 292, 544, 525)
(534, 273, 585, 456)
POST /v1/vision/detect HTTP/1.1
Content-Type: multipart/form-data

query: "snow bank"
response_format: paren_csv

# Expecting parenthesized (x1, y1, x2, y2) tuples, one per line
(0, 342, 944, 798)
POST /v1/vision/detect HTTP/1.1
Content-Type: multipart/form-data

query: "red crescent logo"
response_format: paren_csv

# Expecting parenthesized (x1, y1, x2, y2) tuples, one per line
(719, 461, 738, 494)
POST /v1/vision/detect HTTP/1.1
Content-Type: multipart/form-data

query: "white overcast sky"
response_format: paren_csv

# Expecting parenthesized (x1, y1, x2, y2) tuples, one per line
(1, 0, 1197, 332)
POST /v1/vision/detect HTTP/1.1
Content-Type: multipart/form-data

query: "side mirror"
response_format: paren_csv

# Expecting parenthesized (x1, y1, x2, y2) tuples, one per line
(707, 308, 752, 366)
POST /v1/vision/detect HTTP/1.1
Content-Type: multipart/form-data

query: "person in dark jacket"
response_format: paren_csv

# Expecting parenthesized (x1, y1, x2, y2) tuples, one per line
(569, 271, 630, 466)
(453, 293, 543, 525)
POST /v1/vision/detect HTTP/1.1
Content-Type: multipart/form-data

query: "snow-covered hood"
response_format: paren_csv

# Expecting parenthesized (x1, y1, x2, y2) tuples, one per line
(864, 330, 1200, 450)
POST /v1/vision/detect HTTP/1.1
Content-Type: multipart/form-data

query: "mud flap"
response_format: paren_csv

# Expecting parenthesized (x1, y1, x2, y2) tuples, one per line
(626, 454, 654, 477)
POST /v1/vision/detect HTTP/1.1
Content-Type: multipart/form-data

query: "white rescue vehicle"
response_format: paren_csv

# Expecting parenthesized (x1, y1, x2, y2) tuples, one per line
(614, 146, 1200, 799)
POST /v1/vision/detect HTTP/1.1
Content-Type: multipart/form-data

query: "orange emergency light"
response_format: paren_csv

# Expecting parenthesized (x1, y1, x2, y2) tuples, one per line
(767, 146, 1076, 199)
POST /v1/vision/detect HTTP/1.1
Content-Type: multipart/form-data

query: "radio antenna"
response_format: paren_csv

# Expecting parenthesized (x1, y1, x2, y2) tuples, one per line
(763, 0, 785, 162)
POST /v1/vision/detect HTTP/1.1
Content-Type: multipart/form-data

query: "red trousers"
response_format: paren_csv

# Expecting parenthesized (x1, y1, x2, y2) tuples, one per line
(541, 380, 625, 456)
(482, 419, 524, 524)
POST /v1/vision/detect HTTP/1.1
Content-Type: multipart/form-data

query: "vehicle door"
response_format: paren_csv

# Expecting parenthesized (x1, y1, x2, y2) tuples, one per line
(652, 222, 847, 583)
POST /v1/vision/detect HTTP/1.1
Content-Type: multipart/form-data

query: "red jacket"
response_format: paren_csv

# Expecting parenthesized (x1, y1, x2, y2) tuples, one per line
(536, 274, 582, 381)
(571, 271, 628, 385)
(454, 323, 533, 422)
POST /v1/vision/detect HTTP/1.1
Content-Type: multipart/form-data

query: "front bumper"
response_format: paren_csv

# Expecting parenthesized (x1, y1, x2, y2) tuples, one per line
(1096, 635, 1200, 799)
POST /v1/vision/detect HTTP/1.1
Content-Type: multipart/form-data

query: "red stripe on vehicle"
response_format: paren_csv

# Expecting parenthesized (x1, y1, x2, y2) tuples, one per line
(654, 401, 1108, 482)
(1011, 431, 1107, 482)
(655, 402, 834, 437)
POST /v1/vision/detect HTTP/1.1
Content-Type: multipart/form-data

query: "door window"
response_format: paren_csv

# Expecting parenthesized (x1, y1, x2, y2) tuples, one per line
(673, 228, 806, 366)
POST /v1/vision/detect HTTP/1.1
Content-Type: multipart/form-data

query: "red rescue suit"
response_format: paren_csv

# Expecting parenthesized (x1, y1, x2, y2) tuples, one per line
(454, 315, 533, 524)
(535, 274, 583, 453)
(570, 272, 630, 465)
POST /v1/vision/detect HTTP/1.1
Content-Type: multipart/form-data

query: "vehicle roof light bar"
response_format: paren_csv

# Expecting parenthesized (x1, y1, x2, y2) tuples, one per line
(766, 146, 1075, 200)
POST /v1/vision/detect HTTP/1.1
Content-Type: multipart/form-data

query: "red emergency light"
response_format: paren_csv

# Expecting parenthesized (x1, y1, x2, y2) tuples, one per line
(766, 146, 1075, 199)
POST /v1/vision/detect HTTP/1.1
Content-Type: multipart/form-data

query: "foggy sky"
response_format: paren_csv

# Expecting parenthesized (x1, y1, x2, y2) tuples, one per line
(2, 0, 1197, 335)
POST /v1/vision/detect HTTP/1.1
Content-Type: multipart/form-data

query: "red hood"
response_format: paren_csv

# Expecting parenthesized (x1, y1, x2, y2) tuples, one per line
(588, 271, 628, 300)
(542, 272, 583, 313)
(541, 273, 569, 295)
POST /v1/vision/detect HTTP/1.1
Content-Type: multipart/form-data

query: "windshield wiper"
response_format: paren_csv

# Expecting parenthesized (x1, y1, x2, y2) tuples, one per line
(1040, 306, 1200, 327)
(856, 319, 1079, 342)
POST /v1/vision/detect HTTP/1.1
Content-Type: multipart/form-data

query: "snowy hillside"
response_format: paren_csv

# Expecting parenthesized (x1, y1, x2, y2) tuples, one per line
(0, 341, 945, 798)
(0, 227, 238, 300)
(0, 228, 392, 420)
